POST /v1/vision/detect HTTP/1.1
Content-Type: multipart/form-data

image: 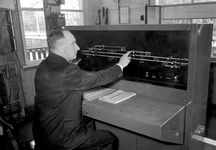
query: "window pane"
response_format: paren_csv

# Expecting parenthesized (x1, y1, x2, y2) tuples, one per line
(61, 12, 83, 25)
(156, 0, 216, 4)
(21, 11, 47, 48)
(60, 0, 83, 10)
(157, 0, 192, 5)
(162, 19, 191, 24)
(193, 0, 216, 2)
(20, 0, 43, 8)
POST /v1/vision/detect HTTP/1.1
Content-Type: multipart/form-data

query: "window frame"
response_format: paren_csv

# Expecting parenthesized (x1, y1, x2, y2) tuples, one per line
(155, 0, 216, 5)
(60, 0, 84, 26)
(17, 0, 45, 66)
(18, 0, 84, 66)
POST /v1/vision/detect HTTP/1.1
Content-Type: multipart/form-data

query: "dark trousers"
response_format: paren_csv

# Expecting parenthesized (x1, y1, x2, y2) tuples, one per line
(34, 117, 118, 150)
(74, 116, 118, 150)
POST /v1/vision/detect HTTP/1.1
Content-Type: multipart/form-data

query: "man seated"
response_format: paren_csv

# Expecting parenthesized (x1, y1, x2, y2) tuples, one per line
(33, 29, 131, 150)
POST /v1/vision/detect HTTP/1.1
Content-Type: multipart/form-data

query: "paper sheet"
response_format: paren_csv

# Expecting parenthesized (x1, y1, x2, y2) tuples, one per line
(83, 88, 116, 101)
(99, 90, 136, 104)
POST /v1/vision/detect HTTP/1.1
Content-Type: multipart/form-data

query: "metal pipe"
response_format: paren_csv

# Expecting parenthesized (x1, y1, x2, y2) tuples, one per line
(78, 45, 189, 68)
(79, 52, 188, 67)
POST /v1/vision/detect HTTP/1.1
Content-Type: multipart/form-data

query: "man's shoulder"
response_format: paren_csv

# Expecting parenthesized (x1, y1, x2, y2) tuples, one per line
(64, 63, 81, 73)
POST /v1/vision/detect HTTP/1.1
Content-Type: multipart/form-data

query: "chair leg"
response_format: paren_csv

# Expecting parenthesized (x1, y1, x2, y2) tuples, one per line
(5, 128, 19, 150)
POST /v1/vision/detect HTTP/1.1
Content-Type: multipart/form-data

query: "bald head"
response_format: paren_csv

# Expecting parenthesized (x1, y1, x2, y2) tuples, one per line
(48, 29, 66, 52)
(47, 29, 80, 62)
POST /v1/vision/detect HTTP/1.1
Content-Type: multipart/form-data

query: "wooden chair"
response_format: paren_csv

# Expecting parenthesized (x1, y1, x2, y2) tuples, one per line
(0, 117, 19, 150)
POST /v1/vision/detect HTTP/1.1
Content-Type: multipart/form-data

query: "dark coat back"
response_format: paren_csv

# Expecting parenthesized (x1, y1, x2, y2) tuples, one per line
(33, 53, 122, 150)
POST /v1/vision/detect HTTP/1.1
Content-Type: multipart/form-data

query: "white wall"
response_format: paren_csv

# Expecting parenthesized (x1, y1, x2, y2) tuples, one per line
(0, 0, 14, 10)
(86, 0, 216, 25)
(86, 0, 151, 25)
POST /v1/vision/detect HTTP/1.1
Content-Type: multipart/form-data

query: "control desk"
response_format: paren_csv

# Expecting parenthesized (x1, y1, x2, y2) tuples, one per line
(68, 24, 212, 150)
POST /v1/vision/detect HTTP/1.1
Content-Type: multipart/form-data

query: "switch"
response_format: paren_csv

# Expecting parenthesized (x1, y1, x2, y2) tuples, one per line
(140, 15, 144, 21)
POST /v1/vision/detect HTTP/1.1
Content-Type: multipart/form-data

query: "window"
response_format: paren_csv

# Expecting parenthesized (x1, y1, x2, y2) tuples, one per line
(156, 0, 216, 5)
(19, 0, 47, 65)
(156, 0, 216, 58)
(156, 0, 192, 5)
(19, 0, 84, 65)
(60, 0, 84, 26)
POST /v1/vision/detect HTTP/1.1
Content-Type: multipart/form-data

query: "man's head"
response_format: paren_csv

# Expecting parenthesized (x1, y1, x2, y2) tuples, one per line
(48, 29, 80, 62)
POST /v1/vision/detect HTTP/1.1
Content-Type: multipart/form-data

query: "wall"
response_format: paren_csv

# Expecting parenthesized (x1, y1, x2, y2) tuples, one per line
(96, 0, 149, 25)
(163, 2, 216, 19)
(0, 0, 14, 10)
(84, 0, 102, 25)
(0, 0, 15, 64)
(0, 3, 26, 116)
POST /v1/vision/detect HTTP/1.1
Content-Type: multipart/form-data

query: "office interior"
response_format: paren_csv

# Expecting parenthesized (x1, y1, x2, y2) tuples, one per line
(0, 0, 216, 150)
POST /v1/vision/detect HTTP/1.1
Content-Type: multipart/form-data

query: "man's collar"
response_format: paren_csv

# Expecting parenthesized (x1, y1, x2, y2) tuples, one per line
(47, 53, 69, 64)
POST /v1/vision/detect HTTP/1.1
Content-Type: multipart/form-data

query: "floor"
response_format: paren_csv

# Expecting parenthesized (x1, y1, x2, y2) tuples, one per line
(13, 115, 34, 149)
(1, 104, 216, 150)
(203, 104, 216, 150)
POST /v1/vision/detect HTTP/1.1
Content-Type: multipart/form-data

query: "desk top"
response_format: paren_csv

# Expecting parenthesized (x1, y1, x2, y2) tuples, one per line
(83, 80, 186, 144)
(84, 93, 184, 126)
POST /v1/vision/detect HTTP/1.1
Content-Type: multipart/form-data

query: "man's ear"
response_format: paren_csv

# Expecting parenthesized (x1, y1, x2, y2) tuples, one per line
(52, 48, 63, 56)
(56, 46, 65, 54)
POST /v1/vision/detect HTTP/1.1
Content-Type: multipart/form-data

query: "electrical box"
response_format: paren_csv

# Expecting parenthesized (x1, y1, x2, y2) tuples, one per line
(52, 13, 66, 28)
(0, 9, 15, 55)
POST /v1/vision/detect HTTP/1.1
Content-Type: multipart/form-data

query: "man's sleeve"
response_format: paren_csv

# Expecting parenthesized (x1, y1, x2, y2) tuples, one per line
(63, 64, 123, 91)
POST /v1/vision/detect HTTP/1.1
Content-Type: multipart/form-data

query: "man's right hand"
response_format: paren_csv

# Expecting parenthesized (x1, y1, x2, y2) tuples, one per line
(117, 51, 132, 69)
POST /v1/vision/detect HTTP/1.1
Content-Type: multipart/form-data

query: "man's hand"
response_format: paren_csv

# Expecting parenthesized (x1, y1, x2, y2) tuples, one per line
(117, 51, 132, 69)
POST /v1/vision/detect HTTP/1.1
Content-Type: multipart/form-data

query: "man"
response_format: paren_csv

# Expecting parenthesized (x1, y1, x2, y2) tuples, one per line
(33, 29, 131, 150)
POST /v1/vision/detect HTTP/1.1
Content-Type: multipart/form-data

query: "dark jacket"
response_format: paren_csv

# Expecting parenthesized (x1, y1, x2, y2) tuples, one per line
(33, 53, 123, 150)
